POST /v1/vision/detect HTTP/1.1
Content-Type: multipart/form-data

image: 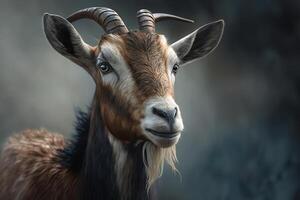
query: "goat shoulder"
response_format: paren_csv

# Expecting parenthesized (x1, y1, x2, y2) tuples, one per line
(0, 129, 77, 200)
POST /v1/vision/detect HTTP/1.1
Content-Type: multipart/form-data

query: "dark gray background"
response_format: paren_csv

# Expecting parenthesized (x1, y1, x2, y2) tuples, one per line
(0, 0, 300, 199)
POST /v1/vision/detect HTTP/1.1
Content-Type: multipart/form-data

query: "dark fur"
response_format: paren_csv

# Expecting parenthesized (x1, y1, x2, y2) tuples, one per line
(76, 104, 120, 200)
(58, 103, 150, 199)
(58, 110, 90, 172)
(124, 144, 149, 199)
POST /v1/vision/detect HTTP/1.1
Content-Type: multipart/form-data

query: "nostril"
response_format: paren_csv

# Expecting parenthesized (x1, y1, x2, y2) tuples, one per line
(174, 107, 178, 118)
(152, 107, 177, 125)
(152, 107, 167, 119)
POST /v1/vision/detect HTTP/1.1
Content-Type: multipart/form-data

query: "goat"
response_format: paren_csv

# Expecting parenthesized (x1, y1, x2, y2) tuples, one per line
(0, 7, 224, 200)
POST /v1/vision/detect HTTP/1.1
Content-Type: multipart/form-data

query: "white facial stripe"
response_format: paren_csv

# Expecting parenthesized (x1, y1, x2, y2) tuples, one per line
(159, 35, 178, 68)
(160, 33, 179, 84)
(159, 35, 168, 46)
(100, 42, 126, 73)
(168, 47, 179, 67)
(99, 42, 136, 98)
(167, 47, 180, 83)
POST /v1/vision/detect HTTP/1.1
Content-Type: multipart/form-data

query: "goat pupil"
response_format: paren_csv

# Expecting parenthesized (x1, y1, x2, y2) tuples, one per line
(99, 62, 111, 73)
(172, 64, 179, 74)
(101, 64, 108, 71)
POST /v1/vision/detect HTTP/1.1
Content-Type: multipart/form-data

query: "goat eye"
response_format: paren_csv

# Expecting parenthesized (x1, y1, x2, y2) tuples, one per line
(172, 64, 179, 74)
(97, 61, 112, 74)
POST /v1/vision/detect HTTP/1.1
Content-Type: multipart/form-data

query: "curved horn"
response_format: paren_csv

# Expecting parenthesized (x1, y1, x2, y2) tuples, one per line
(137, 9, 194, 32)
(67, 7, 128, 34)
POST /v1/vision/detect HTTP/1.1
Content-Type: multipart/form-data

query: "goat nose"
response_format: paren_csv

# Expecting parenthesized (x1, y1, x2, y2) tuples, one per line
(152, 107, 177, 125)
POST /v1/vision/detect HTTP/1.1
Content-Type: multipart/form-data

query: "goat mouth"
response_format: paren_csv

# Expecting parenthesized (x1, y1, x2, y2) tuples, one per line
(145, 128, 180, 138)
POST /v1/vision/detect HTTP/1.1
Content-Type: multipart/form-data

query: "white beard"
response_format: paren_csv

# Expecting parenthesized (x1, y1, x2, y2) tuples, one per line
(142, 141, 179, 191)
(108, 134, 179, 197)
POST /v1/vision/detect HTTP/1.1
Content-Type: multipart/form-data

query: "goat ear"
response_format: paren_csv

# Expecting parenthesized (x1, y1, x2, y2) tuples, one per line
(171, 20, 224, 65)
(43, 13, 95, 71)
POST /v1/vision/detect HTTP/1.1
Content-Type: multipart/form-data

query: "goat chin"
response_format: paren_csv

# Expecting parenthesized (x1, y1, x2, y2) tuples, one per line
(142, 141, 179, 191)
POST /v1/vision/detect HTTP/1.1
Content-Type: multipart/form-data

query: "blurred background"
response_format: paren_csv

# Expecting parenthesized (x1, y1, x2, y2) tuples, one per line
(0, 0, 300, 199)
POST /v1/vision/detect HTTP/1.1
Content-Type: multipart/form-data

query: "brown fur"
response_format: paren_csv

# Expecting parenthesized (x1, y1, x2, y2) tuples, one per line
(98, 85, 144, 141)
(0, 129, 77, 200)
(120, 32, 173, 99)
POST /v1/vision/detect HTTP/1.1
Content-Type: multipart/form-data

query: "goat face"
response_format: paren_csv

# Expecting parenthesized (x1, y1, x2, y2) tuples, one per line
(43, 9, 224, 148)
(96, 32, 183, 147)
